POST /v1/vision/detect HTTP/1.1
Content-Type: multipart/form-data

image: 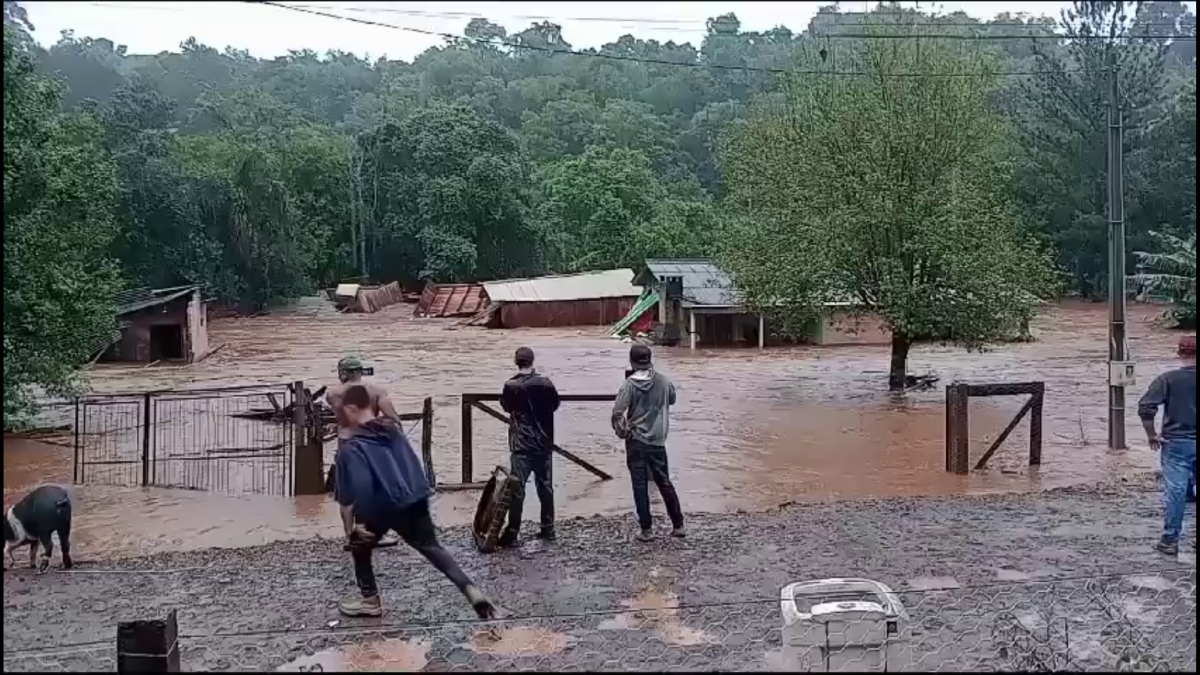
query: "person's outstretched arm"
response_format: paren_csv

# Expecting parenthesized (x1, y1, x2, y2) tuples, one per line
(547, 377, 561, 412)
(375, 389, 403, 426)
(334, 445, 360, 537)
(500, 379, 516, 413)
(611, 380, 632, 438)
(1138, 373, 1168, 451)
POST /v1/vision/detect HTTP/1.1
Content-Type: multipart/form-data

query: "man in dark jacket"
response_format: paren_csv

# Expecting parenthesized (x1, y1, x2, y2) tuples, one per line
(334, 384, 495, 619)
(611, 344, 685, 541)
(498, 347, 561, 546)
(1138, 335, 1197, 556)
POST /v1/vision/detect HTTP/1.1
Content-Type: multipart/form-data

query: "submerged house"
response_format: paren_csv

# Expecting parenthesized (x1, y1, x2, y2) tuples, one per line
(482, 269, 641, 329)
(630, 259, 891, 349)
(634, 259, 764, 349)
(100, 286, 209, 363)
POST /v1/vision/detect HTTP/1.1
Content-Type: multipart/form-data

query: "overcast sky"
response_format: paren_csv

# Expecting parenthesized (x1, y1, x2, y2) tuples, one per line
(19, 1, 1112, 61)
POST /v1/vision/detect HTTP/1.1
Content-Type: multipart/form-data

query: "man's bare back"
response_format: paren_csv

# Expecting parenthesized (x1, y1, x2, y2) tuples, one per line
(327, 381, 400, 438)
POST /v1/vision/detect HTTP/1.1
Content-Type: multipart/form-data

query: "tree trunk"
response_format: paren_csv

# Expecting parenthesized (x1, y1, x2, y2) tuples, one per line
(888, 332, 911, 391)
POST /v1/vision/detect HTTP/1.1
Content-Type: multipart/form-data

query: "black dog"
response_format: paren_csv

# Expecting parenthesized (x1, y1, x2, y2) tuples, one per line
(4, 485, 74, 572)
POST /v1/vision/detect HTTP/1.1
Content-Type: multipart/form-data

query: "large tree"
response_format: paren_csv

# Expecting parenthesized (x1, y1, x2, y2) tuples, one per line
(722, 26, 1058, 390)
(4, 25, 122, 426)
(1009, 0, 1170, 298)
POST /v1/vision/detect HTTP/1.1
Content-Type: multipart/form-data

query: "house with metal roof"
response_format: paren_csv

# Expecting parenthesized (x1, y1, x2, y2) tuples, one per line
(97, 286, 209, 363)
(633, 259, 764, 349)
(482, 268, 641, 328)
(630, 259, 892, 349)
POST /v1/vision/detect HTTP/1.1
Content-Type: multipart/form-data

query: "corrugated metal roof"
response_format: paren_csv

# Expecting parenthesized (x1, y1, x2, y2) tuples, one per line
(483, 269, 640, 303)
(115, 286, 197, 316)
(414, 283, 488, 318)
(637, 259, 742, 308)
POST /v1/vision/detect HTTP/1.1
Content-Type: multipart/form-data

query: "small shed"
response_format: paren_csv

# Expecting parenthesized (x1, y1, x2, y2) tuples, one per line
(482, 269, 641, 329)
(101, 286, 208, 363)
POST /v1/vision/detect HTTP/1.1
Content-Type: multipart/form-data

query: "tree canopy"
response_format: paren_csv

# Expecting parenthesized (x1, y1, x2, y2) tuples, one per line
(2, 0, 1196, 417)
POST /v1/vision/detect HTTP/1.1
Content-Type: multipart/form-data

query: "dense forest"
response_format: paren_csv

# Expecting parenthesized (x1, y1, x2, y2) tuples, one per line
(3, 1, 1196, 412)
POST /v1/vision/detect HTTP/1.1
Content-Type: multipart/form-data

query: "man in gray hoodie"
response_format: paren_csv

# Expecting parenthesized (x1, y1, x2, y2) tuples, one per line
(611, 345, 685, 541)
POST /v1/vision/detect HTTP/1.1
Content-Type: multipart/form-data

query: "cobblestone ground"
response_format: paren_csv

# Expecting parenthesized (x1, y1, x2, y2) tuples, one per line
(3, 475, 1196, 671)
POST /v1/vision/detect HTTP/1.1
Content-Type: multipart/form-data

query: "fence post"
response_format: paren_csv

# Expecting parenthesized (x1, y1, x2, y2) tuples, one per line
(461, 395, 474, 484)
(421, 396, 436, 487)
(141, 393, 152, 487)
(945, 383, 970, 475)
(292, 381, 325, 496)
(117, 609, 180, 672)
(1029, 382, 1045, 467)
(73, 397, 81, 484)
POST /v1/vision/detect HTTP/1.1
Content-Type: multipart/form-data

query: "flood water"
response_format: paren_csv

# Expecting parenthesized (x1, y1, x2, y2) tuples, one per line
(3, 299, 1185, 560)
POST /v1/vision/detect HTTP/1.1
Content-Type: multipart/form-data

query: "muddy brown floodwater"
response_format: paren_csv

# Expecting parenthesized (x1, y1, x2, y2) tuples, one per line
(2, 299, 1185, 560)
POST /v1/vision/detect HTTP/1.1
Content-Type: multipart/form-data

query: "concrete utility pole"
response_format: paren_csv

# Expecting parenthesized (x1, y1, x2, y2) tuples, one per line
(1106, 54, 1128, 451)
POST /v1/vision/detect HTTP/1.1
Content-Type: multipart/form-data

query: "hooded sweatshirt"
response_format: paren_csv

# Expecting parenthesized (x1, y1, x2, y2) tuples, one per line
(612, 368, 677, 448)
(334, 420, 432, 527)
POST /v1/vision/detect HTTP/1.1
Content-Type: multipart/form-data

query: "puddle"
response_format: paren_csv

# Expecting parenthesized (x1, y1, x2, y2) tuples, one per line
(598, 588, 717, 647)
(1124, 575, 1176, 592)
(905, 576, 962, 591)
(994, 568, 1033, 582)
(277, 637, 430, 672)
(469, 626, 572, 656)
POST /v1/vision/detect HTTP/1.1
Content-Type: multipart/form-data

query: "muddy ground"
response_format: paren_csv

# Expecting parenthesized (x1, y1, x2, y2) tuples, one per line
(3, 475, 1195, 672)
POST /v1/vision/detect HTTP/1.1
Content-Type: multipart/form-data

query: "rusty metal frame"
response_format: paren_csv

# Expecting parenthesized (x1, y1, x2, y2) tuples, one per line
(452, 393, 616, 489)
(945, 382, 1045, 475)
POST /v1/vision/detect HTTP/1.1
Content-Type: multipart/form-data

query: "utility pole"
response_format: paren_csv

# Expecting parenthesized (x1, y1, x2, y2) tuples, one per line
(1106, 53, 1128, 451)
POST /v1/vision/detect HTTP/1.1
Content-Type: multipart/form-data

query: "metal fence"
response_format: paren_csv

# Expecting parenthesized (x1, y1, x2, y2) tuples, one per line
(74, 384, 295, 497)
(4, 569, 1195, 672)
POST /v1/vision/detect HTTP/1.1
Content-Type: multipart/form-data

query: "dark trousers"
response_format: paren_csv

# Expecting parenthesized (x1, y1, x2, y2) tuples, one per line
(351, 499, 474, 599)
(625, 439, 684, 531)
(505, 452, 555, 535)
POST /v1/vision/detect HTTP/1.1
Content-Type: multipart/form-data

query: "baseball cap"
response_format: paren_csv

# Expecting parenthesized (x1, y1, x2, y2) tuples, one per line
(629, 344, 653, 366)
(337, 356, 367, 372)
(1179, 335, 1197, 357)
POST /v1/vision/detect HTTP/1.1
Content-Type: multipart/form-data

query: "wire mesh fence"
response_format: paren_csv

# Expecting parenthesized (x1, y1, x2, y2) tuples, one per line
(4, 568, 1195, 672)
(73, 384, 295, 496)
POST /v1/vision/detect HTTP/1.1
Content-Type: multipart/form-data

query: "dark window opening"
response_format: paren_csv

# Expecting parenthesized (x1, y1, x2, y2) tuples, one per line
(149, 324, 184, 361)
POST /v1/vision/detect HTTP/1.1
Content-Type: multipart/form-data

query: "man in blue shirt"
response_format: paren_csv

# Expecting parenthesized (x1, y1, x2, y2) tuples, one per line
(1138, 335, 1197, 556)
(334, 384, 496, 618)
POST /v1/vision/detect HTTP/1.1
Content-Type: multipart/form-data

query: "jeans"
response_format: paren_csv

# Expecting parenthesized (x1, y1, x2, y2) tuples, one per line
(1161, 438, 1198, 544)
(625, 439, 684, 532)
(505, 452, 555, 536)
(351, 499, 474, 599)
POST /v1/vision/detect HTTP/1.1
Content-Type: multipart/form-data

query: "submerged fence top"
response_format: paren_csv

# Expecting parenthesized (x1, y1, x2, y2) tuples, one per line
(69, 382, 297, 404)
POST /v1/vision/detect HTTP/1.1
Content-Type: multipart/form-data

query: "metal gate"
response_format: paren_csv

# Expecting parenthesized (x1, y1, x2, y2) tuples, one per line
(74, 384, 296, 497)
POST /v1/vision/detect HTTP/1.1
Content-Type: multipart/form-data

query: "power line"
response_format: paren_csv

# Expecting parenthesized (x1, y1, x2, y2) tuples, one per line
(252, 1, 1106, 79)
(296, 3, 1190, 33)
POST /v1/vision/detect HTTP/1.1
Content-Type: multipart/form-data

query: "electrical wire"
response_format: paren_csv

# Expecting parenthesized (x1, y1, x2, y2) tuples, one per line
(251, 2, 1110, 79)
(292, 3, 1190, 33)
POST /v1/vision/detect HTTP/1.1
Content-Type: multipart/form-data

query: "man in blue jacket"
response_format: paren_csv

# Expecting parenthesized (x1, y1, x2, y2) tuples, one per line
(334, 384, 495, 619)
(1138, 335, 1197, 556)
(498, 347, 561, 547)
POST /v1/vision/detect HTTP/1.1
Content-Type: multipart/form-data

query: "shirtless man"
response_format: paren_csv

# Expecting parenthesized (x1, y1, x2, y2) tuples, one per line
(325, 356, 404, 545)
(326, 356, 403, 437)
